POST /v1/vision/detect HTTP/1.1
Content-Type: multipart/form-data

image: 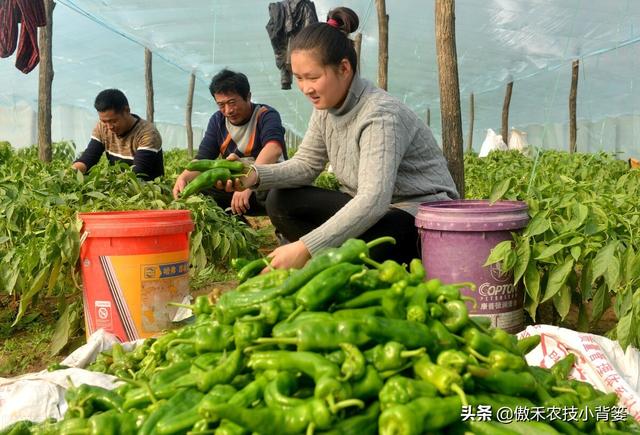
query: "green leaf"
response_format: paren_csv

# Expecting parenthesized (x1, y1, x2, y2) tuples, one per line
(580, 260, 594, 301)
(577, 303, 589, 332)
(12, 267, 49, 326)
(524, 213, 550, 238)
(604, 254, 620, 291)
(570, 246, 581, 262)
(0, 235, 10, 244)
(535, 244, 565, 261)
(50, 304, 72, 356)
(590, 283, 608, 325)
(523, 260, 541, 303)
(592, 241, 618, 285)
(489, 178, 512, 203)
(85, 191, 107, 199)
(483, 240, 513, 267)
(513, 238, 530, 285)
(553, 285, 572, 320)
(541, 258, 574, 303)
(616, 311, 634, 350)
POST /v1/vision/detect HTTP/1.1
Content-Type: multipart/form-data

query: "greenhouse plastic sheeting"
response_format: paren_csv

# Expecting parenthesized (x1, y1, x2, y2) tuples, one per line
(0, 0, 639, 157)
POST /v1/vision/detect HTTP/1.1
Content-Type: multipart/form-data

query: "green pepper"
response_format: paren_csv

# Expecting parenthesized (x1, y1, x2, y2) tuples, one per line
(0, 420, 35, 435)
(463, 326, 508, 356)
(425, 318, 458, 353)
(335, 288, 390, 309)
(257, 317, 371, 351)
(165, 342, 196, 363)
(362, 317, 437, 350)
(436, 349, 471, 374)
(573, 392, 619, 432)
(381, 280, 408, 319)
(318, 401, 380, 435)
(489, 328, 520, 353)
(181, 168, 232, 197)
(378, 375, 437, 409)
(413, 355, 468, 405)
(231, 257, 251, 271)
(467, 365, 537, 397)
(186, 158, 246, 173)
(351, 365, 384, 401)
(468, 421, 520, 435)
(88, 409, 136, 435)
(359, 256, 410, 284)
(295, 263, 364, 312)
(339, 342, 366, 381)
(155, 389, 206, 435)
(408, 259, 426, 285)
(196, 349, 244, 392)
(469, 348, 527, 371)
(169, 294, 213, 317)
(65, 383, 125, 417)
(237, 257, 271, 283)
(378, 396, 462, 434)
(247, 351, 340, 385)
(331, 306, 385, 320)
(150, 360, 192, 386)
(233, 318, 265, 349)
(263, 371, 306, 409)
(440, 300, 469, 333)
(170, 324, 233, 354)
(215, 420, 250, 435)
(234, 268, 291, 293)
(365, 341, 425, 372)
(516, 334, 541, 355)
(550, 353, 576, 381)
(348, 268, 382, 292)
(198, 383, 244, 418)
(405, 280, 440, 323)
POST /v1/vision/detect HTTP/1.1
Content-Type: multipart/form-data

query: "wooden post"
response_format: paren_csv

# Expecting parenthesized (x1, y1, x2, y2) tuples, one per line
(37, 0, 55, 163)
(354, 32, 363, 73)
(501, 81, 513, 146)
(376, 0, 388, 90)
(569, 60, 579, 153)
(466, 92, 474, 153)
(145, 48, 154, 122)
(426, 108, 431, 127)
(435, 0, 464, 198)
(186, 73, 195, 157)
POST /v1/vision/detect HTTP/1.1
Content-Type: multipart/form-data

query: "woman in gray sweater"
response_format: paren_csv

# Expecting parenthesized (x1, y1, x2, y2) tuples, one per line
(222, 6, 458, 269)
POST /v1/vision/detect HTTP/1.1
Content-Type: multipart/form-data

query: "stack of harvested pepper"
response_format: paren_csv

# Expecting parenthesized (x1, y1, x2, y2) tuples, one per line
(6, 236, 640, 435)
(180, 159, 252, 198)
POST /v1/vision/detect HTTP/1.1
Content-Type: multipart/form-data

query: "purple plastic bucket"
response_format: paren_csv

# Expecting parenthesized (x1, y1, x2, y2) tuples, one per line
(415, 200, 529, 333)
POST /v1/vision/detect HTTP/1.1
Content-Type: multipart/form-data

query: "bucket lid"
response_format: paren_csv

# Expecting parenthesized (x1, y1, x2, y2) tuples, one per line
(415, 200, 529, 232)
(78, 210, 194, 238)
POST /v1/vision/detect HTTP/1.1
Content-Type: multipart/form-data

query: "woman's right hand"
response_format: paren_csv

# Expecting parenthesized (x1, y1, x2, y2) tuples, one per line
(216, 167, 258, 192)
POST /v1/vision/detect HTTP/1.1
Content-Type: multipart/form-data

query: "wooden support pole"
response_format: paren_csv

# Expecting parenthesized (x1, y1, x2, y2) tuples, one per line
(376, 0, 388, 90)
(467, 92, 474, 153)
(354, 32, 363, 73)
(569, 60, 579, 153)
(426, 107, 431, 127)
(37, 0, 55, 163)
(501, 81, 513, 146)
(186, 73, 195, 157)
(145, 48, 154, 122)
(435, 0, 464, 198)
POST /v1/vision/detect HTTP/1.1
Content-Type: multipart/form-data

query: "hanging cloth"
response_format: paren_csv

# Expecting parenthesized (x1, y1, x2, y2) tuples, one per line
(266, 0, 318, 90)
(0, 0, 47, 73)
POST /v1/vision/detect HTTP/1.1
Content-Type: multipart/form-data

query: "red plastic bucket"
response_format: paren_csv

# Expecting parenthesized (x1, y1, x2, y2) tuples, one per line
(78, 210, 194, 342)
(415, 200, 529, 333)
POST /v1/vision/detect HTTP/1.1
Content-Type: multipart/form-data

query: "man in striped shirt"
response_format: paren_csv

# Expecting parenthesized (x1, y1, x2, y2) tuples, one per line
(72, 89, 164, 180)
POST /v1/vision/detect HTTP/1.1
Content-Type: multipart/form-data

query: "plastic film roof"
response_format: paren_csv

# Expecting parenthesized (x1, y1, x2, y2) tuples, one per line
(1, 0, 639, 154)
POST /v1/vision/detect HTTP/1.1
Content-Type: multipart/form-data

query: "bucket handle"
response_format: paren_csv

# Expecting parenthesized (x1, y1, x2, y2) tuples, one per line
(79, 231, 90, 247)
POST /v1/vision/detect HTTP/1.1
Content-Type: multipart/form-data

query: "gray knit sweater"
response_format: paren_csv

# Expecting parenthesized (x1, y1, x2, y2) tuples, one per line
(255, 74, 458, 256)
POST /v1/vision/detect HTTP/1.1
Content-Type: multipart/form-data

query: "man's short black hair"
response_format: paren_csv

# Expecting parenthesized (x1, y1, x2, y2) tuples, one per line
(94, 89, 129, 113)
(209, 69, 250, 100)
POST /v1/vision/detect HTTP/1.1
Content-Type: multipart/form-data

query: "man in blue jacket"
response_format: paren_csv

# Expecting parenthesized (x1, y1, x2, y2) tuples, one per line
(173, 69, 286, 216)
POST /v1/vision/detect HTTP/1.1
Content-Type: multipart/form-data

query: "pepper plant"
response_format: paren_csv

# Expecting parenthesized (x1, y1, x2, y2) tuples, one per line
(467, 150, 640, 349)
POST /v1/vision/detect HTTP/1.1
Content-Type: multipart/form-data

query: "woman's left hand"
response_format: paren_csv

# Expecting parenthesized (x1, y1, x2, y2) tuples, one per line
(265, 240, 311, 271)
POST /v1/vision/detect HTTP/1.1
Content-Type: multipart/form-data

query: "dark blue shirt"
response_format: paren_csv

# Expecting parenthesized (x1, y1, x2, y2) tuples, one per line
(195, 104, 286, 160)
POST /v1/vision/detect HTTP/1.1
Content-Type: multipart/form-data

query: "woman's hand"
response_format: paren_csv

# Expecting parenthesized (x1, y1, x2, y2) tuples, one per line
(265, 240, 311, 271)
(231, 190, 253, 215)
(215, 167, 258, 192)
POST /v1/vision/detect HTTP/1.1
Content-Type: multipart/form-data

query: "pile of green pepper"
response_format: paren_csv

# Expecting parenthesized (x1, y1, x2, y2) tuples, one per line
(7, 236, 640, 435)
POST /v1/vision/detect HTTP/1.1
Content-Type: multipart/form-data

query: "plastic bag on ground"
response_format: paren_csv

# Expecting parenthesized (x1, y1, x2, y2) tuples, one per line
(508, 127, 530, 155)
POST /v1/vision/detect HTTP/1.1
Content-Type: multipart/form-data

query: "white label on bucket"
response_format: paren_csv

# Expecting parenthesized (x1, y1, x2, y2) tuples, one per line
(140, 260, 190, 332)
(94, 300, 113, 330)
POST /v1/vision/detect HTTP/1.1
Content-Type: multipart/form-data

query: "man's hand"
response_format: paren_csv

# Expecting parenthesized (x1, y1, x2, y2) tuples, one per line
(172, 170, 199, 199)
(231, 190, 253, 215)
(265, 240, 311, 271)
(71, 162, 87, 173)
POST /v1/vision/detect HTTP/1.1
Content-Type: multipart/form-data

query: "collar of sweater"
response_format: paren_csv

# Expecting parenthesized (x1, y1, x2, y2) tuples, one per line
(328, 74, 368, 117)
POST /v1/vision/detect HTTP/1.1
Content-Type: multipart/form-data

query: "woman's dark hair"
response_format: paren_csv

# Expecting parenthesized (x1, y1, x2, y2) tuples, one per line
(290, 7, 359, 73)
(94, 89, 129, 113)
(209, 69, 251, 100)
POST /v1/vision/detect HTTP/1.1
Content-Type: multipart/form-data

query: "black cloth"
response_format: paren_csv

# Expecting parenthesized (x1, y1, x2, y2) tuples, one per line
(266, 0, 318, 89)
(265, 186, 421, 265)
(203, 189, 269, 217)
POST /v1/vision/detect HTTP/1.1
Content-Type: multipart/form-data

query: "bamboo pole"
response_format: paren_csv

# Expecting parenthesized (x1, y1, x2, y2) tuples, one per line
(354, 32, 363, 73)
(145, 48, 154, 122)
(467, 92, 474, 153)
(37, 0, 55, 163)
(186, 73, 195, 157)
(569, 60, 579, 153)
(376, 0, 388, 90)
(501, 81, 513, 146)
(435, 0, 464, 198)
